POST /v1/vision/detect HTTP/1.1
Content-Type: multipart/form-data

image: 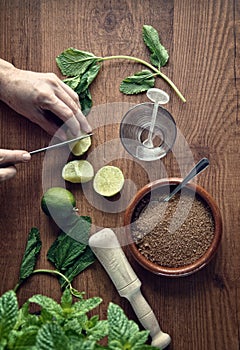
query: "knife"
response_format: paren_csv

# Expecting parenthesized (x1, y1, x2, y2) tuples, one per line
(0, 134, 93, 168)
(29, 133, 93, 154)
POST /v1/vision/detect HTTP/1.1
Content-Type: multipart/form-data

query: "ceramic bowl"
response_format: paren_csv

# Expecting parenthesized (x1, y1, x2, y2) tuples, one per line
(124, 178, 222, 277)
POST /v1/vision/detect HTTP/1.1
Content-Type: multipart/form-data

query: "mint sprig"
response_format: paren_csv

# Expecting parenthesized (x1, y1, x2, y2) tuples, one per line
(14, 218, 95, 294)
(56, 24, 186, 115)
(0, 290, 159, 349)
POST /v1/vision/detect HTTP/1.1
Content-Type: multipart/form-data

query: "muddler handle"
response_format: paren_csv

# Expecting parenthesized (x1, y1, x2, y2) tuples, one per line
(88, 228, 171, 349)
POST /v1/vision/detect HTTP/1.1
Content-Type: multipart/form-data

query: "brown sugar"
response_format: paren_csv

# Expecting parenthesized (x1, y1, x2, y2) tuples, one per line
(131, 190, 215, 267)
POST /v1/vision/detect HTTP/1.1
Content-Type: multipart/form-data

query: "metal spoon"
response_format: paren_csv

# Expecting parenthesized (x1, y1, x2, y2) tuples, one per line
(156, 158, 210, 203)
(143, 88, 170, 148)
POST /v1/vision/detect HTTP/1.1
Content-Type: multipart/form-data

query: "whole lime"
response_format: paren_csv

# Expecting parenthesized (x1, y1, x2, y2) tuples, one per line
(41, 187, 76, 219)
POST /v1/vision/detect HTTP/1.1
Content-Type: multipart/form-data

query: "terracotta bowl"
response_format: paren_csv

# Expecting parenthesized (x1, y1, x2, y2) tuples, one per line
(124, 178, 222, 277)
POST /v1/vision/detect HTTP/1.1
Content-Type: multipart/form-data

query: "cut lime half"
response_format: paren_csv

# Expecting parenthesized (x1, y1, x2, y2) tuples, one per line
(62, 160, 94, 183)
(93, 165, 124, 197)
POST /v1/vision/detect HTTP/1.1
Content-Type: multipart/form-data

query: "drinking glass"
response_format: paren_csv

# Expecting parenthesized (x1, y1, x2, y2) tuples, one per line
(120, 102, 177, 161)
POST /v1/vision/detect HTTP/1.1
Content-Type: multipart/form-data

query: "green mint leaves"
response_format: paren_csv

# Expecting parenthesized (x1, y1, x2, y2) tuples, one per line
(0, 290, 18, 342)
(17, 228, 42, 289)
(0, 289, 158, 349)
(47, 216, 95, 289)
(108, 302, 157, 350)
(56, 48, 101, 115)
(15, 217, 95, 293)
(142, 25, 169, 68)
(120, 69, 155, 95)
(56, 48, 98, 76)
(56, 24, 186, 113)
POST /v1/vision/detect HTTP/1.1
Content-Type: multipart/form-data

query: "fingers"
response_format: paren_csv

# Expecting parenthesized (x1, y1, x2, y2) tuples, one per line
(0, 166, 17, 182)
(0, 150, 31, 182)
(58, 80, 81, 108)
(75, 109, 92, 133)
(39, 75, 92, 135)
(0, 149, 31, 166)
(31, 110, 68, 140)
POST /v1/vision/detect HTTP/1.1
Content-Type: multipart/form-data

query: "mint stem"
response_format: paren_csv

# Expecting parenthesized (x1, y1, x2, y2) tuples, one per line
(98, 55, 186, 102)
(14, 269, 74, 293)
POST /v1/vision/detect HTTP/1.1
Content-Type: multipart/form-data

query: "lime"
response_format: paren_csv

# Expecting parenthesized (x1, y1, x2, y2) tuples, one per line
(67, 130, 91, 156)
(41, 187, 76, 218)
(62, 160, 94, 183)
(93, 165, 124, 197)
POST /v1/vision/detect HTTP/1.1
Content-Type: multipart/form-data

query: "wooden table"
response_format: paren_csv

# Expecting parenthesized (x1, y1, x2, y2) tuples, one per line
(0, 1, 239, 349)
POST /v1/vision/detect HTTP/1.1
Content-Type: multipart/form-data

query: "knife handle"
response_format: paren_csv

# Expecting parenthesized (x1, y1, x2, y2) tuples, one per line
(89, 228, 171, 349)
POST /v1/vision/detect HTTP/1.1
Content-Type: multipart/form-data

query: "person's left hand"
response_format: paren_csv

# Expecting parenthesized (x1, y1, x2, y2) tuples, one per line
(0, 63, 91, 139)
(0, 149, 31, 182)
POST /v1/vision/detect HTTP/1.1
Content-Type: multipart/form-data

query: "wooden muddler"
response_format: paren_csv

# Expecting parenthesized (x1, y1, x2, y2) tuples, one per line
(88, 228, 171, 349)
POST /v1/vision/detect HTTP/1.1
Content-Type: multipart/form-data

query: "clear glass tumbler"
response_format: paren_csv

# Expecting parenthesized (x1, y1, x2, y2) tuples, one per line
(120, 102, 177, 161)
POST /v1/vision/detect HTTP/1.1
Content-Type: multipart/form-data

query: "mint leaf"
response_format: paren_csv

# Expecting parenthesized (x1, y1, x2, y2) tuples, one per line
(63, 63, 100, 116)
(8, 326, 39, 348)
(143, 25, 169, 68)
(47, 216, 95, 289)
(66, 215, 92, 245)
(47, 233, 86, 271)
(79, 88, 92, 115)
(76, 63, 101, 94)
(72, 296, 102, 316)
(63, 75, 81, 90)
(61, 288, 72, 310)
(107, 302, 156, 350)
(61, 246, 95, 289)
(72, 339, 96, 350)
(56, 48, 98, 76)
(120, 70, 155, 94)
(0, 290, 18, 339)
(36, 323, 69, 350)
(84, 316, 108, 342)
(47, 216, 91, 270)
(29, 294, 63, 321)
(18, 228, 42, 284)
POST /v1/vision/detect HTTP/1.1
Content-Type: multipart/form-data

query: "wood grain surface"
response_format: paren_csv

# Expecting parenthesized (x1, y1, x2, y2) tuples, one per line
(0, 0, 239, 349)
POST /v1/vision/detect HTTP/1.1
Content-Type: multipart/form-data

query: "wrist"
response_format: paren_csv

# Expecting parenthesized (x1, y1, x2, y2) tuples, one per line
(0, 59, 18, 102)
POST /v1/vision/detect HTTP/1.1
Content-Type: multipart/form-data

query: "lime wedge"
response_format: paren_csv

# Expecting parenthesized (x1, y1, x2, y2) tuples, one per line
(67, 130, 91, 156)
(93, 165, 124, 197)
(62, 160, 94, 183)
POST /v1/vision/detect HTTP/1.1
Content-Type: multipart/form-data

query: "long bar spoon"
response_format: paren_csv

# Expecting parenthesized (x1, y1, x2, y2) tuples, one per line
(162, 157, 210, 202)
(143, 88, 170, 148)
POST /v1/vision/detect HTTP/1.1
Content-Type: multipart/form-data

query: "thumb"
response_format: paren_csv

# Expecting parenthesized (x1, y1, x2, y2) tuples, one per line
(0, 149, 31, 166)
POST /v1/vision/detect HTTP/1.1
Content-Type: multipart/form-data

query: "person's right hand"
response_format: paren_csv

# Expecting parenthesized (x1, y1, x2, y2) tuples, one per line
(0, 149, 31, 182)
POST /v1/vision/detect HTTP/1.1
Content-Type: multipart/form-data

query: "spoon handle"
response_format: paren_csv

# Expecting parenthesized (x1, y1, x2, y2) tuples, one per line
(143, 102, 159, 148)
(163, 157, 210, 202)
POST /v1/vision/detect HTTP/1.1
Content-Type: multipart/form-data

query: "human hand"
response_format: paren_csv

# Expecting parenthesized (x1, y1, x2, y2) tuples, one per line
(0, 149, 31, 182)
(0, 60, 91, 139)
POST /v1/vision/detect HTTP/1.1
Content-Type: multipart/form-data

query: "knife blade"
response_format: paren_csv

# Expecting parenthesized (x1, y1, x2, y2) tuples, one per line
(29, 133, 93, 155)
(0, 134, 93, 168)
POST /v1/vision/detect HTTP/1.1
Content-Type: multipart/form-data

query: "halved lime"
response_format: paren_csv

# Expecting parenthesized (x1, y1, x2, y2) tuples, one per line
(62, 160, 94, 183)
(41, 187, 76, 218)
(93, 165, 124, 197)
(67, 130, 91, 156)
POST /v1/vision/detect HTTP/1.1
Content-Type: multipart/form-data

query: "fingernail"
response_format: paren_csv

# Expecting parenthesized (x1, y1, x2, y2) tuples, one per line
(84, 124, 92, 133)
(22, 153, 31, 161)
(70, 126, 82, 137)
